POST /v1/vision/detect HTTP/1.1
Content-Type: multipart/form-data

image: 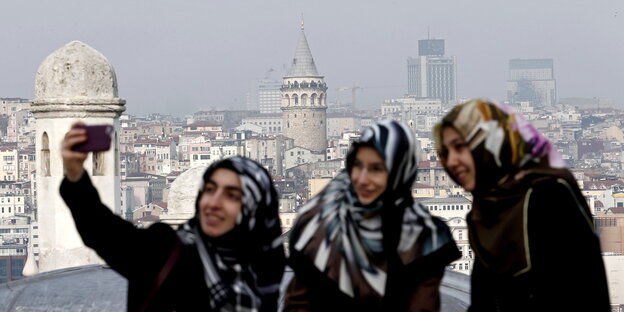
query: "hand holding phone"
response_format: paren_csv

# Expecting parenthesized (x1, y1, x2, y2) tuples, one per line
(71, 125, 114, 153)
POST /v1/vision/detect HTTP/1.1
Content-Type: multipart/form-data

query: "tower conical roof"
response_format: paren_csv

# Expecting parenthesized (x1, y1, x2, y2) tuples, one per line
(286, 29, 320, 78)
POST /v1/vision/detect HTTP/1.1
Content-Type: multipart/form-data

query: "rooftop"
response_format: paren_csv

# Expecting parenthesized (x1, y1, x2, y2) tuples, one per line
(0, 265, 469, 311)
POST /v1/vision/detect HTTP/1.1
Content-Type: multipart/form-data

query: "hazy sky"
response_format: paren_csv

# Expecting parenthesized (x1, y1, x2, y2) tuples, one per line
(1, 0, 622, 116)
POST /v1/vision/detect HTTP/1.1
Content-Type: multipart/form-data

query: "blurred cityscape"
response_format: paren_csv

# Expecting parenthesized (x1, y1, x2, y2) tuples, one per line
(0, 30, 622, 309)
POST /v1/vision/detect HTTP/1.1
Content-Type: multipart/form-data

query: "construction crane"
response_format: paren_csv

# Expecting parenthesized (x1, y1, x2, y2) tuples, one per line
(335, 85, 406, 108)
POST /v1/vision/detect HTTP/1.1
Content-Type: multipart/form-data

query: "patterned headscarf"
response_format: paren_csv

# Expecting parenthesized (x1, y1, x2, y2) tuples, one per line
(434, 99, 568, 275)
(434, 99, 565, 194)
(290, 120, 456, 300)
(177, 157, 285, 312)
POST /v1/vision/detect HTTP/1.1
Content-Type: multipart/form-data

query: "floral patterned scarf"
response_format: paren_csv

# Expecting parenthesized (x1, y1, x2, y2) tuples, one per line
(434, 99, 570, 275)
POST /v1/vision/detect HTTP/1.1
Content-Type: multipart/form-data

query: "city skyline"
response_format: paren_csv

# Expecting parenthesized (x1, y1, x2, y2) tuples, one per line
(0, 0, 622, 116)
(0, 36, 623, 304)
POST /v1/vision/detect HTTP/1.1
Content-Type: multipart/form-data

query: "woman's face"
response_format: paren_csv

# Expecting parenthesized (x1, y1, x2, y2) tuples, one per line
(198, 168, 243, 237)
(351, 146, 388, 205)
(441, 126, 476, 192)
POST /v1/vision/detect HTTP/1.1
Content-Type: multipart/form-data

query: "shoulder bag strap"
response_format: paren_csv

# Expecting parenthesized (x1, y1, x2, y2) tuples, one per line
(139, 237, 182, 312)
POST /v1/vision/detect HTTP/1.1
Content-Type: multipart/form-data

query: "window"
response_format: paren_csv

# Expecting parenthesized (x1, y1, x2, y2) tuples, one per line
(42, 133, 50, 176)
(93, 152, 105, 176)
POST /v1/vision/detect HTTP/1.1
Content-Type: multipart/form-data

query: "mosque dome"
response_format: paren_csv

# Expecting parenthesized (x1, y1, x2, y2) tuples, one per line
(161, 166, 208, 224)
(34, 41, 119, 101)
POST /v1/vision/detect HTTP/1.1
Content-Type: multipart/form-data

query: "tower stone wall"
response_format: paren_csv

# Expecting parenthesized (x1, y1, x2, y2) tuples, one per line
(30, 41, 125, 274)
(281, 77, 327, 152)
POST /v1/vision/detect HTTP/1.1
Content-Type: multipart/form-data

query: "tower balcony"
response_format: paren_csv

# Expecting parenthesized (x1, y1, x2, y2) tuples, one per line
(280, 82, 328, 92)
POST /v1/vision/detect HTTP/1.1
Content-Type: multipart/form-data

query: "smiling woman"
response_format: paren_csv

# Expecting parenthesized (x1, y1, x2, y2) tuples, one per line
(60, 122, 285, 312)
(434, 99, 610, 311)
(350, 146, 388, 205)
(439, 126, 476, 191)
(286, 120, 459, 311)
(197, 168, 243, 237)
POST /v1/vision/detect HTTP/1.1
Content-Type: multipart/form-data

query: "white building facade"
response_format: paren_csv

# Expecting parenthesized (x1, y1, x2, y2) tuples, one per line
(31, 41, 125, 273)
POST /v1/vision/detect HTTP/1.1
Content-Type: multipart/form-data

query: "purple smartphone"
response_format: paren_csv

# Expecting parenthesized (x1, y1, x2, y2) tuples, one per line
(72, 125, 114, 153)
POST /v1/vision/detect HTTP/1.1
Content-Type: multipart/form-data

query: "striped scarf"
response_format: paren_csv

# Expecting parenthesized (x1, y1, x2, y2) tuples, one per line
(290, 120, 455, 299)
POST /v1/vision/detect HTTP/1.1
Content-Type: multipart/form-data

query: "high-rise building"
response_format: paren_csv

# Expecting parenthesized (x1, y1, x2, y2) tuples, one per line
(418, 39, 445, 56)
(247, 79, 282, 114)
(407, 39, 457, 104)
(506, 58, 556, 107)
(281, 20, 327, 154)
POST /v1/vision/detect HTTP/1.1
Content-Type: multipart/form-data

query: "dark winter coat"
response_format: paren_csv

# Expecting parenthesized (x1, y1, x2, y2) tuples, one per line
(467, 173, 610, 312)
(60, 173, 212, 311)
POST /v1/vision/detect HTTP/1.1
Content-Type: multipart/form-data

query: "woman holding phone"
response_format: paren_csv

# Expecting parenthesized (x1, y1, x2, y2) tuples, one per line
(61, 122, 286, 312)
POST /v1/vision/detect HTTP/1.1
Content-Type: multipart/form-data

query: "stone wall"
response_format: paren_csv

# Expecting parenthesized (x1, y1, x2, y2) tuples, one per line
(282, 107, 327, 153)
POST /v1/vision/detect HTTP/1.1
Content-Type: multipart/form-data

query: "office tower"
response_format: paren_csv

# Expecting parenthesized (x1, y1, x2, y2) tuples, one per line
(506, 58, 556, 107)
(247, 79, 282, 114)
(407, 39, 457, 104)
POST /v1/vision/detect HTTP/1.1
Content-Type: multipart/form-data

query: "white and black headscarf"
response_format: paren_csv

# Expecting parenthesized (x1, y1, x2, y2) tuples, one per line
(289, 120, 457, 300)
(177, 157, 285, 312)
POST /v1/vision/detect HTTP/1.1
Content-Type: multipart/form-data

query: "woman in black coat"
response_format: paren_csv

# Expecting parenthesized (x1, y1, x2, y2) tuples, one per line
(434, 99, 610, 311)
(61, 122, 285, 312)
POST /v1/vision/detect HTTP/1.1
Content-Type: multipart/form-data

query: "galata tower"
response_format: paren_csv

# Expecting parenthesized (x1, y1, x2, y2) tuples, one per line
(281, 19, 327, 154)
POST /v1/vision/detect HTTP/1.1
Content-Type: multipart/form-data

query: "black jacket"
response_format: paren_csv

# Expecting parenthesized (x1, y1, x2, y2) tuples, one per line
(468, 176, 610, 311)
(60, 173, 213, 311)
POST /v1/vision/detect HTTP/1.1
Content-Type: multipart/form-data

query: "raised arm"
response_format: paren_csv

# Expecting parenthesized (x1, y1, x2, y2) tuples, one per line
(61, 121, 88, 182)
(59, 122, 176, 279)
